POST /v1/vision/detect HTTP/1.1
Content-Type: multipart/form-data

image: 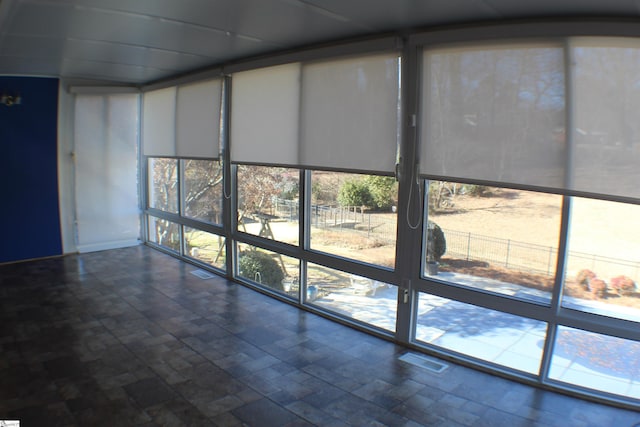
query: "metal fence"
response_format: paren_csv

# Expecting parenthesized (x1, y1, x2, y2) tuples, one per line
(443, 229, 559, 275)
(271, 197, 397, 243)
(270, 197, 640, 280)
(440, 229, 639, 280)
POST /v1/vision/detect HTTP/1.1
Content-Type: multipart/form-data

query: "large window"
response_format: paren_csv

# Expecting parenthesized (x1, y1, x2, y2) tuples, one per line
(237, 243, 299, 298)
(415, 292, 546, 374)
(424, 181, 562, 304)
(549, 326, 640, 399)
(139, 30, 640, 409)
(417, 35, 640, 406)
(307, 262, 397, 332)
(237, 165, 299, 246)
(147, 216, 180, 253)
(148, 158, 178, 213)
(184, 227, 226, 271)
(309, 171, 398, 268)
(562, 198, 640, 321)
(183, 159, 223, 225)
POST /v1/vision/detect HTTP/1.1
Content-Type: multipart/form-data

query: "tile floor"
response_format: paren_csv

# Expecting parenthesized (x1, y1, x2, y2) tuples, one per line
(1, 246, 639, 426)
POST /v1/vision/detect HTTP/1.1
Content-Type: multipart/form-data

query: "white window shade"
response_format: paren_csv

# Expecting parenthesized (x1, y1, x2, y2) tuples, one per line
(176, 78, 222, 158)
(420, 44, 566, 188)
(142, 86, 176, 156)
(230, 63, 301, 165)
(571, 38, 640, 200)
(300, 54, 400, 172)
(74, 94, 140, 252)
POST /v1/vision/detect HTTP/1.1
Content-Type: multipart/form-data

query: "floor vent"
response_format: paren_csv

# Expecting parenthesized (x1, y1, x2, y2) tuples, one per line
(399, 353, 448, 373)
(190, 269, 215, 280)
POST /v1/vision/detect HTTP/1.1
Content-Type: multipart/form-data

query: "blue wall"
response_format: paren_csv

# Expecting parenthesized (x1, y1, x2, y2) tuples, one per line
(0, 77, 62, 263)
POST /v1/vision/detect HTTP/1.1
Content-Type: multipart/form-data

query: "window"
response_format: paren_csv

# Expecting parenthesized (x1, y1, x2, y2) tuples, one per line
(237, 165, 300, 246)
(147, 216, 180, 252)
(237, 243, 299, 298)
(424, 181, 562, 304)
(306, 262, 397, 332)
(309, 171, 397, 268)
(562, 197, 640, 322)
(138, 30, 640, 409)
(148, 158, 178, 213)
(415, 292, 546, 374)
(184, 227, 226, 271)
(183, 159, 223, 225)
(549, 326, 640, 399)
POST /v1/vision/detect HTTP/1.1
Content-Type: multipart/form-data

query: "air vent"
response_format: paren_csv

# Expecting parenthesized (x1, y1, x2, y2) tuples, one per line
(190, 269, 215, 280)
(399, 352, 448, 373)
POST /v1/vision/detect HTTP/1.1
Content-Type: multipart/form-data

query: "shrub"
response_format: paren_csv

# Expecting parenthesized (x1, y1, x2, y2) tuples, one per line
(609, 275, 636, 296)
(238, 251, 284, 290)
(576, 269, 596, 290)
(589, 278, 607, 299)
(362, 176, 397, 210)
(338, 179, 374, 208)
(463, 184, 492, 197)
(426, 220, 446, 261)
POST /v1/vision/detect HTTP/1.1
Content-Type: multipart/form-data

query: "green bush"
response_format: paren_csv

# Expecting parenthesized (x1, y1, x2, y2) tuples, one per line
(337, 176, 397, 210)
(426, 220, 446, 261)
(338, 179, 374, 208)
(238, 251, 284, 290)
(363, 176, 397, 210)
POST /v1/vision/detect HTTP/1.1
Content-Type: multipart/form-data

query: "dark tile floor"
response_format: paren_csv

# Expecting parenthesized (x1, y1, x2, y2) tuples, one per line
(1, 246, 638, 427)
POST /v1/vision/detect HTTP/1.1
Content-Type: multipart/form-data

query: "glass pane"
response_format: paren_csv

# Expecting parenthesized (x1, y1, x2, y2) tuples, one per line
(147, 216, 180, 252)
(306, 262, 397, 333)
(424, 181, 562, 304)
(415, 292, 546, 374)
(421, 44, 565, 188)
(550, 326, 640, 399)
(148, 158, 178, 213)
(309, 171, 398, 268)
(237, 243, 299, 298)
(183, 159, 223, 224)
(184, 227, 226, 271)
(562, 197, 640, 322)
(237, 165, 299, 245)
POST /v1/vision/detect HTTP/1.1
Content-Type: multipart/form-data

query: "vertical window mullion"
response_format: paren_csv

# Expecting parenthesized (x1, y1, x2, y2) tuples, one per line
(540, 40, 575, 383)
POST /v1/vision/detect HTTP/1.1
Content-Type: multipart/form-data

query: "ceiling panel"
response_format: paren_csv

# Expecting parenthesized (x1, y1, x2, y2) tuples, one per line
(8, 2, 272, 57)
(1, 0, 640, 84)
(302, 0, 502, 30)
(483, 0, 640, 18)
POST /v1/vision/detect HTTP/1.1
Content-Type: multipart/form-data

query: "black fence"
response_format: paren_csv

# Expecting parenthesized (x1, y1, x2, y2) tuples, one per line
(270, 197, 640, 280)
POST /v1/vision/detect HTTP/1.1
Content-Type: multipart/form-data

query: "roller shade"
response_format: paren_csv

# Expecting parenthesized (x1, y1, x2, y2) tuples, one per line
(143, 78, 222, 158)
(420, 43, 566, 188)
(142, 86, 176, 156)
(74, 93, 140, 252)
(231, 52, 400, 172)
(420, 38, 640, 201)
(570, 38, 640, 200)
(230, 63, 300, 165)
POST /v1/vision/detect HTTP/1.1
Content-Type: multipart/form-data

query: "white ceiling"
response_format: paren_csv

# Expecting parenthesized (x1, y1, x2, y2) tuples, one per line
(1, 0, 640, 84)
